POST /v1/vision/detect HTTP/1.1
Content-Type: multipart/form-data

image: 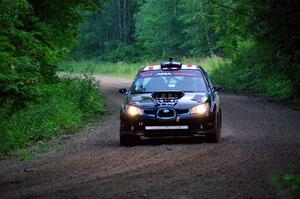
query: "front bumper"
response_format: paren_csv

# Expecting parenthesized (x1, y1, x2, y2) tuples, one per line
(120, 113, 216, 137)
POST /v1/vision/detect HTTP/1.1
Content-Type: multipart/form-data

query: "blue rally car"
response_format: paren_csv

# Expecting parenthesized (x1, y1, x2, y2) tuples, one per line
(118, 59, 222, 146)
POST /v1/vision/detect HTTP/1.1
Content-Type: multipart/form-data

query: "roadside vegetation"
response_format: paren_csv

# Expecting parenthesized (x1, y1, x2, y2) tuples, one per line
(60, 57, 224, 79)
(271, 172, 300, 198)
(0, 78, 105, 155)
(0, 0, 104, 156)
(61, 59, 143, 79)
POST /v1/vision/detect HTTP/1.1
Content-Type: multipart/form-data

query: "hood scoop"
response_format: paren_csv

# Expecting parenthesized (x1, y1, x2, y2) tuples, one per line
(151, 91, 184, 106)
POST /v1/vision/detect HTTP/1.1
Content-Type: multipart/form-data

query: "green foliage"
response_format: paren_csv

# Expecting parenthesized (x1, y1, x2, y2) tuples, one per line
(73, 0, 141, 60)
(0, 78, 105, 155)
(211, 0, 300, 99)
(179, 0, 221, 56)
(209, 39, 298, 101)
(0, 0, 99, 109)
(210, 42, 294, 100)
(211, 61, 294, 100)
(271, 172, 300, 198)
(282, 174, 300, 192)
(75, 0, 223, 61)
(72, 0, 300, 103)
(61, 59, 146, 79)
(0, 0, 103, 155)
(61, 57, 220, 79)
(103, 43, 141, 63)
(136, 0, 185, 58)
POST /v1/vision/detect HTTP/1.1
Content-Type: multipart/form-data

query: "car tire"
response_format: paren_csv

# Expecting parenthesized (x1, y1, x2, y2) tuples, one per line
(120, 133, 138, 146)
(206, 113, 221, 143)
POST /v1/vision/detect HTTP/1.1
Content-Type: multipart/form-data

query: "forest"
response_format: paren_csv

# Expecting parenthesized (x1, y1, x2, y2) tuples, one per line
(0, 0, 105, 155)
(73, 0, 300, 101)
(1, 0, 300, 154)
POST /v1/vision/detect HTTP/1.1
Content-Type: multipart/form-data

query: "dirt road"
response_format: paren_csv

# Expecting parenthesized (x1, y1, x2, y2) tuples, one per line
(0, 76, 299, 199)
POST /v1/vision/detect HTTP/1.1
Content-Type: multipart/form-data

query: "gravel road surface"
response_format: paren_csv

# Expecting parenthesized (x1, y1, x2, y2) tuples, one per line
(0, 76, 299, 199)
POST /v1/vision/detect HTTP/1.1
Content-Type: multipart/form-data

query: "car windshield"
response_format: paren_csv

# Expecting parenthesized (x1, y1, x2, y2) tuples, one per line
(131, 70, 207, 93)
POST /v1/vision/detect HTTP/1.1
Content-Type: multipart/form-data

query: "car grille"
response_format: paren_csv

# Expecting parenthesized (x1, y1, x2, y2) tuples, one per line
(176, 109, 190, 114)
(143, 109, 190, 116)
(157, 109, 176, 118)
(143, 109, 156, 115)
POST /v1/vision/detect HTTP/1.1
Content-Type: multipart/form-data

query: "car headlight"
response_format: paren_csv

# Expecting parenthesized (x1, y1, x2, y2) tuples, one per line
(125, 105, 142, 116)
(191, 103, 210, 115)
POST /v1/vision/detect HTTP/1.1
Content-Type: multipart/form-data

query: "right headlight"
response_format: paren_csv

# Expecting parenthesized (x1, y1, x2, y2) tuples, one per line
(125, 105, 142, 116)
(191, 103, 210, 115)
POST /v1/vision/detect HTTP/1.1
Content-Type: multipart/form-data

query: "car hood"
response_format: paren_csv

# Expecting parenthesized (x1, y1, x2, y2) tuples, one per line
(126, 92, 208, 109)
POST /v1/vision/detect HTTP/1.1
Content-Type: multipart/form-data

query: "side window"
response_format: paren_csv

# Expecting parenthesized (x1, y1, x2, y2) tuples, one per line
(131, 78, 141, 92)
(206, 73, 213, 89)
(201, 71, 210, 90)
(198, 67, 212, 90)
(131, 77, 148, 92)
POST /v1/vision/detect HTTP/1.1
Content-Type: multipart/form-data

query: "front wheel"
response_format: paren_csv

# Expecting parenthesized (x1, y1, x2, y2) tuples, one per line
(206, 113, 221, 143)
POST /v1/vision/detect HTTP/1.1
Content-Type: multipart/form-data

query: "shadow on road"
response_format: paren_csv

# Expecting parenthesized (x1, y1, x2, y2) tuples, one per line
(138, 136, 206, 146)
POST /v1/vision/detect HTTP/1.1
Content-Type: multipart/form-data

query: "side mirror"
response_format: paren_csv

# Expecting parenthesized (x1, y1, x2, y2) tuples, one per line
(119, 88, 128, 94)
(212, 85, 222, 92)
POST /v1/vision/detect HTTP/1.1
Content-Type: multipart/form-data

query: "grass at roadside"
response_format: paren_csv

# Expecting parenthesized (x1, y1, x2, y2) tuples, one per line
(0, 78, 105, 157)
(60, 57, 225, 79)
(270, 171, 300, 198)
(60, 60, 145, 79)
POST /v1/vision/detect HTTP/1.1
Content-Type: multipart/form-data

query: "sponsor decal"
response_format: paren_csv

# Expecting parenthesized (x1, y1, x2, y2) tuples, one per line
(157, 72, 172, 76)
(173, 72, 196, 76)
(140, 72, 153, 77)
(140, 71, 198, 77)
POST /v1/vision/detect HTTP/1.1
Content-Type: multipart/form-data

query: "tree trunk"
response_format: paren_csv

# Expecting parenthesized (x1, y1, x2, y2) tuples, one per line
(117, 0, 122, 41)
(200, 1, 214, 56)
(96, 13, 101, 56)
(123, 0, 127, 43)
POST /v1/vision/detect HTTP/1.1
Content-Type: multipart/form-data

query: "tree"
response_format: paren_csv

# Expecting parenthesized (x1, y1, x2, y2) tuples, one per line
(74, 0, 142, 60)
(135, 0, 184, 58)
(0, 0, 99, 110)
(179, 0, 222, 57)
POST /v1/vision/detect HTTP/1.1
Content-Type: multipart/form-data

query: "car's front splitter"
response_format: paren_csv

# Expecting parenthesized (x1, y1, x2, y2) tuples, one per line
(120, 113, 216, 137)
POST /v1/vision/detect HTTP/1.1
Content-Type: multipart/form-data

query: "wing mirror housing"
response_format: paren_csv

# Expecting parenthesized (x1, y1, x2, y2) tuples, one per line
(212, 85, 222, 93)
(119, 88, 128, 94)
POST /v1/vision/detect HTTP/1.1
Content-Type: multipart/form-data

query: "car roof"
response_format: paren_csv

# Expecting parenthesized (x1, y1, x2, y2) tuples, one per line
(141, 64, 198, 71)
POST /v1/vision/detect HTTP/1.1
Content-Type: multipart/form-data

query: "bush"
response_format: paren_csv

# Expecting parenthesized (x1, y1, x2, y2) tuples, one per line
(211, 61, 294, 100)
(210, 41, 294, 101)
(103, 43, 142, 63)
(0, 78, 105, 155)
(271, 172, 300, 198)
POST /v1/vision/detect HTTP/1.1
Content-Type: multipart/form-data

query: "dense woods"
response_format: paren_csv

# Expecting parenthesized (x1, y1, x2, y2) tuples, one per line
(0, 0, 105, 155)
(74, 0, 300, 100)
(74, 0, 221, 60)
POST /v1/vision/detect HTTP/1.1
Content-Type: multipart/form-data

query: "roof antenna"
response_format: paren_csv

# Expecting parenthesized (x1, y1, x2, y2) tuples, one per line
(169, 57, 173, 62)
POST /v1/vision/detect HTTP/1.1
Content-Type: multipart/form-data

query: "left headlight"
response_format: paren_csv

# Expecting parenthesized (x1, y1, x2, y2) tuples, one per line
(125, 105, 142, 116)
(191, 103, 210, 115)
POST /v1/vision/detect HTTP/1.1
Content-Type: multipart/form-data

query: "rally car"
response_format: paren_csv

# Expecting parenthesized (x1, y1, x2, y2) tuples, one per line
(118, 59, 222, 146)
